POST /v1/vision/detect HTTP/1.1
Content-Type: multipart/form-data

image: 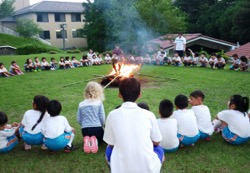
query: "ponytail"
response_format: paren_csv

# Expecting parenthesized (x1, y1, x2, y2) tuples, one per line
(31, 95, 49, 131)
(230, 95, 249, 116)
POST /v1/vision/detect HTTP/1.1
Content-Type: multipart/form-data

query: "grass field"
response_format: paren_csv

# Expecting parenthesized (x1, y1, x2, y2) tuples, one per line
(0, 54, 250, 173)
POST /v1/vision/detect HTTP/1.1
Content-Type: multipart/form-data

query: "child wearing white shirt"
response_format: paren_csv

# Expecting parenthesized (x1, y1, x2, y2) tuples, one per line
(0, 63, 14, 77)
(144, 54, 151, 64)
(188, 49, 198, 66)
(157, 99, 179, 153)
(208, 53, 218, 69)
(19, 95, 49, 150)
(97, 54, 103, 64)
(50, 58, 57, 70)
(65, 56, 74, 69)
(59, 57, 65, 69)
(171, 94, 200, 146)
(0, 112, 19, 153)
(71, 56, 80, 67)
(189, 90, 213, 141)
(213, 95, 250, 145)
(172, 53, 182, 66)
(230, 54, 240, 70)
(42, 100, 77, 152)
(215, 55, 226, 69)
(41, 57, 50, 70)
(33, 57, 42, 72)
(104, 53, 112, 64)
(239, 56, 248, 71)
(183, 52, 192, 67)
(199, 53, 208, 67)
(10, 61, 24, 75)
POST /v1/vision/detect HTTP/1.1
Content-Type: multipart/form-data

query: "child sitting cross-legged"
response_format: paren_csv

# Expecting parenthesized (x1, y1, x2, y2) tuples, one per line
(77, 82, 105, 154)
(157, 99, 179, 153)
(189, 90, 214, 141)
(0, 63, 14, 77)
(42, 100, 77, 152)
(0, 112, 19, 153)
(19, 95, 49, 150)
(171, 94, 200, 147)
(213, 95, 250, 145)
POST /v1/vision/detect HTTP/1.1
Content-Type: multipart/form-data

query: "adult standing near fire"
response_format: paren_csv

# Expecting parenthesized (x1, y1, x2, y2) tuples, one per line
(174, 33, 186, 59)
(112, 45, 124, 73)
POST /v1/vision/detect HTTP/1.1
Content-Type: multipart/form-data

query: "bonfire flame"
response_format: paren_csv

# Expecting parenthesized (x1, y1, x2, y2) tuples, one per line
(109, 63, 141, 78)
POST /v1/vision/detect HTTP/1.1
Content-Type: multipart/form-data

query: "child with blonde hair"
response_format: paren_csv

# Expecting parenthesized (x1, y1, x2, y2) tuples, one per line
(77, 81, 105, 153)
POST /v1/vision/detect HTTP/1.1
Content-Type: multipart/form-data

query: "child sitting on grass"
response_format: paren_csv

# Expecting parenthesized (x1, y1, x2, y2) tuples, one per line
(42, 100, 77, 152)
(24, 58, 35, 72)
(77, 82, 105, 154)
(208, 53, 218, 69)
(239, 56, 248, 71)
(199, 53, 208, 67)
(215, 55, 226, 69)
(172, 53, 182, 66)
(71, 56, 81, 67)
(0, 112, 19, 153)
(19, 95, 49, 150)
(41, 57, 50, 70)
(10, 61, 23, 75)
(59, 57, 65, 69)
(104, 53, 112, 64)
(104, 78, 164, 173)
(213, 95, 250, 145)
(183, 52, 192, 67)
(189, 90, 213, 140)
(230, 54, 240, 70)
(0, 63, 14, 77)
(33, 57, 42, 72)
(50, 58, 57, 70)
(171, 94, 200, 146)
(157, 99, 179, 153)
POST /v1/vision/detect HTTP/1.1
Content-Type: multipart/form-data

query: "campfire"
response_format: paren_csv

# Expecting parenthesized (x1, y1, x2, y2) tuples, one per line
(101, 63, 141, 88)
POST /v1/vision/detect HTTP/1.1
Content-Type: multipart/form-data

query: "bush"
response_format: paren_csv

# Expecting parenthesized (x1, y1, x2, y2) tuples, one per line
(216, 50, 229, 62)
(101, 50, 112, 56)
(49, 51, 57, 54)
(199, 50, 209, 59)
(66, 50, 81, 54)
(16, 44, 58, 55)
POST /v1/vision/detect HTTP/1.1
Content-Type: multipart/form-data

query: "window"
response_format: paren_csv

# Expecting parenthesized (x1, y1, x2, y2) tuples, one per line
(71, 13, 81, 22)
(37, 13, 49, 22)
(54, 13, 66, 22)
(39, 31, 50, 39)
(56, 30, 67, 39)
(72, 29, 82, 38)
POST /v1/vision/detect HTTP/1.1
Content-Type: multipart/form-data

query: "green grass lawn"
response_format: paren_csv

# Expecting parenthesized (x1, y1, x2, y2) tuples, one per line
(0, 54, 249, 173)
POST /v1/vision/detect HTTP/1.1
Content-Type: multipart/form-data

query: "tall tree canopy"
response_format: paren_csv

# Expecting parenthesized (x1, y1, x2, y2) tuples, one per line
(82, 0, 187, 52)
(0, 0, 15, 19)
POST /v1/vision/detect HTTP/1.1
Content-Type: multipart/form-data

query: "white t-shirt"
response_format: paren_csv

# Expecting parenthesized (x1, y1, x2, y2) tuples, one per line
(171, 109, 199, 137)
(0, 67, 8, 73)
(209, 58, 218, 63)
(41, 116, 72, 139)
(193, 57, 199, 63)
(191, 105, 214, 135)
(183, 56, 192, 61)
(172, 56, 181, 62)
(174, 36, 186, 51)
(157, 118, 179, 150)
(103, 102, 162, 173)
(218, 110, 250, 138)
(200, 57, 208, 63)
(21, 110, 50, 134)
(232, 58, 240, 65)
(216, 58, 225, 64)
(41, 61, 49, 66)
(105, 56, 111, 61)
(59, 61, 65, 65)
(0, 126, 16, 149)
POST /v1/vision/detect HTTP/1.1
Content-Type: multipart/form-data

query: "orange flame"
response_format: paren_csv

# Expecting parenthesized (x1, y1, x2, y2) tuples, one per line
(109, 63, 141, 78)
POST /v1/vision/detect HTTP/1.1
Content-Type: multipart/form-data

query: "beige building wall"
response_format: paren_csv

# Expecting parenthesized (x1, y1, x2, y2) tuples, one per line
(13, 0, 30, 11)
(15, 13, 87, 49)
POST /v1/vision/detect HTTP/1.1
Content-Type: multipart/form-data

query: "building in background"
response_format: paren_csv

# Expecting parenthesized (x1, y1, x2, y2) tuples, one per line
(0, 1, 86, 49)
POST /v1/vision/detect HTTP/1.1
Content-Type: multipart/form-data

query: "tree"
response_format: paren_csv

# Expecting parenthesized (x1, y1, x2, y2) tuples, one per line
(136, 0, 187, 35)
(0, 0, 15, 19)
(16, 19, 42, 38)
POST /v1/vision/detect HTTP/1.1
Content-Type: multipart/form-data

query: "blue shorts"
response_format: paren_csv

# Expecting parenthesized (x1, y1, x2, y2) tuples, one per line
(105, 145, 164, 164)
(19, 126, 44, 145)
(199, 131, 210, 139)
(0, 135, 18, 153)
(163, 146, 179, 153)
(178, 133, 200, 146)
(44, 132, 72, 151)
(222, 126, 249, 145)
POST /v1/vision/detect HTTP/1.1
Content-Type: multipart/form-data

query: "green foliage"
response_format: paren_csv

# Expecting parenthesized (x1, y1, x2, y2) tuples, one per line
(16, 19, 42, 38)
(216, 50, 229, 62)
(136, 0, 187, 34)
(199, 50, 210, 59)
(0, 54, 250, 172)
(16, 44, 59, 55)
(67, 50, 81, 54)
(0, 0, 15, 19)
(49, 51, 57, 54)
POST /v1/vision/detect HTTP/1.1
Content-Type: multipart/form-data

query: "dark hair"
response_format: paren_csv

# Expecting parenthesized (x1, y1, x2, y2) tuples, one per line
(11, 61, 16, 65)
(232, 54, 238, 58)
(82, 55, 87, 59)
(229, 95, 249, 116)
(240, 56, 247, 63)
(211, 53, 216, 57)
(51, 57, 55, 61)
(0, 62, 3, 66)
(185, 52, 190, 57)
(31, 95, 49, 131)
(42, 57, 46, 61)
(216, 54, 221, 59)
(174, 52, 179, 56)
(65, 56, 69, 60)
(47, 100, 62, 117)
(60, 57, 65, 62)
(119, 77, 141, 102)
(0, 112, 8, 126)
(159, 99, 174, 118)
(137, 102, 150, 110)
(71, 56, 76, 60)
(174, 94, 188, 109)
(190, 90, 205, 101)
(26, 58, 32, 64)
(194, 52, 199, 57)
(34, 57, 39, 60)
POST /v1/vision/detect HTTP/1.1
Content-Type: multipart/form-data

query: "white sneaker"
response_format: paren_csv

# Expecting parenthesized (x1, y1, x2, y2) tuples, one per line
(24, 142, 32, 150)
(41, 144, 48, 150)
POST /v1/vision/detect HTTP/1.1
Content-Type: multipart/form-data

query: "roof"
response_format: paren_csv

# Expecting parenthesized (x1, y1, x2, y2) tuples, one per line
(226, 42, 250, 57)
(0, 46, 17, 50)
(0, 16, 16, 22)
(13, 1, 84, 16)
(149, 33, 236, 49)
